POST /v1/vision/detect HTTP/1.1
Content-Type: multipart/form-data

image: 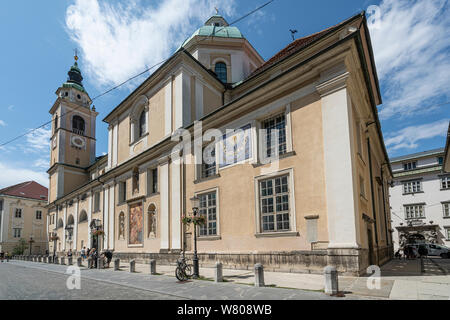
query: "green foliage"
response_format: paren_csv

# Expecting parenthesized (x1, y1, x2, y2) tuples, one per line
(182, 215, 206, 226)
(12, 238, 28, 255)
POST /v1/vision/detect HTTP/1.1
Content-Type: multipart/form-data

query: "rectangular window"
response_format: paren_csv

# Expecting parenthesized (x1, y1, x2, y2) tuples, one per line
(441, 176, 450, 190)
(262, 114, 287, 158)
(152, 168, 158, 194)
(403, 180, 422, 194)
(198, 192, 217, 237)
(443, 203, 450, 218)
(15, 208, 22, 218)
(119, 181, 127, 203)
(404, 204, 425, 220)
(445, 228, 450, 240)
(201, 145, 216, 179)
(36, 210, 42, 220)
(260, 175, 290, 232)
(360, 176, 366, 198)
(94, 192, 100, 212)
(403, 161, 417, 171)
(13, 228, 21, 238)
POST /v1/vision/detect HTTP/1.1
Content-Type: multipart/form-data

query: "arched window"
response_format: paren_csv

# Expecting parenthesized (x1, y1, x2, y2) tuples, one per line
(118, 212, 125, 240)
(148, 204, 157, 238)
(215, 62, 227, 83)
(72, 115, 85, 135)
(79, 210, 88, 223)
(139, 110, 147, 138)
(57, 218, 64, 229)
(67, 214, 74, 226)
(132, 167, 140, 194)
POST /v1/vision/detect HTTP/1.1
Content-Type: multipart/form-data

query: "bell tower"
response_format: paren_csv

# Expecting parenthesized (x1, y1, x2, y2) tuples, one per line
(48, 54, 98, 203)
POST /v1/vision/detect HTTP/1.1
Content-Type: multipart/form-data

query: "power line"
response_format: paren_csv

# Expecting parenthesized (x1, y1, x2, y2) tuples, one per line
(0, 0, 275, 148)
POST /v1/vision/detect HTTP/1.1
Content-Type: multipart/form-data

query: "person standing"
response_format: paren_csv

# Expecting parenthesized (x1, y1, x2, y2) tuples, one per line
(81, 247, 86, 260)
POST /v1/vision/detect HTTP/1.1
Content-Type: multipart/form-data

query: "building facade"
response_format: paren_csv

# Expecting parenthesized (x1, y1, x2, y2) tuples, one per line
(46, 12, 393, 275)
(390, 148, 450, 251)
(0, 181, 48, 255)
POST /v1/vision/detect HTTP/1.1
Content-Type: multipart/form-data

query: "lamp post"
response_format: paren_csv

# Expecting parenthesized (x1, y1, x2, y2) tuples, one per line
(50, 231, 57, 258)
(190, 196, 200, 279)
(65, 225, 74, 253)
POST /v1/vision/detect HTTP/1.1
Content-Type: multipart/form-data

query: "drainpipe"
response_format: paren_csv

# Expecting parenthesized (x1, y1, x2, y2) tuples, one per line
(367, 136, 379, 266)
(380, 164, 391, 247)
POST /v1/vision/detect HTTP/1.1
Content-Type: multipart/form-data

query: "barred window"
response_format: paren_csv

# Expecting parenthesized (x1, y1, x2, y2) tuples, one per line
(13, 228, 21, 238)
(442, 176, 450, 190)
(260, 175, 290, 232)
(15, 208, 22, 218)
(403, 180, 422, 194)
(36, 210, 42, 220)
(198, 192, 217, 237)
(405, 204, 425, 219)
(262, 114, 287, 158)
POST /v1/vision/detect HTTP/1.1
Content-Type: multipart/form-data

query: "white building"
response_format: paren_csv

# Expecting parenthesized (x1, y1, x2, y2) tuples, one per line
(390, 148, 450, 251)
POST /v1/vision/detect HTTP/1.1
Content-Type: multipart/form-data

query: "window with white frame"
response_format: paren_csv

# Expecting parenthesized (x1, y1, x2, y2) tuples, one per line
(36, 210, 42, 220)
(444, 227, 450, 240)
(443, 203, 450, 218)
(405, 204, 425, 219)
(13, 228, 21, 238)
(259, 175, 290, 232)
(198, 191, 217, 237)
(261, 113, 287, 159)
(442, 176, 450, 190)
(403, 180, 422, 194)
(15, 208, 22, 218)
(403, 161, 417, 171)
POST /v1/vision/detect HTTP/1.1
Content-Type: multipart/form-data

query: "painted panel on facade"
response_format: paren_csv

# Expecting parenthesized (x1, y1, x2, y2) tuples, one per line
(219, 124, 252, 168)
(129, 203, 143, 245)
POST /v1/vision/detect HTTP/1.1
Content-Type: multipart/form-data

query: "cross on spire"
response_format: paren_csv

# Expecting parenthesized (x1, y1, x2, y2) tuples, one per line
(74, 48, 79, 62)
(215, 7, 219, 15)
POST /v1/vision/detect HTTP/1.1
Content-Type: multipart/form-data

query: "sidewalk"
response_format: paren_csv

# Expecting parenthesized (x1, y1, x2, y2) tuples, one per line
(6, 260, 377, 300)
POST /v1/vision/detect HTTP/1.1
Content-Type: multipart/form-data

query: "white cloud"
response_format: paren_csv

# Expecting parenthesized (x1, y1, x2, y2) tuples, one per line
(385, 119, 449, 151)
(368, 0, 450, 119)
(0, 120, 6, 127)
(23, 127, 51, 153)
(65, 0, 236, 88)
(7, 105, 14, 111)
(0, 162, 48, 189)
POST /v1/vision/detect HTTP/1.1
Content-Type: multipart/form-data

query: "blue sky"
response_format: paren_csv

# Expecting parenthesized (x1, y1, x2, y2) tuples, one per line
(0, 0, 449, 188)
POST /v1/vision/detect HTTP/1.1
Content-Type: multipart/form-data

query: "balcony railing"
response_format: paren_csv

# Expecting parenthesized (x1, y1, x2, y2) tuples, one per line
(72, 128, 85, 136)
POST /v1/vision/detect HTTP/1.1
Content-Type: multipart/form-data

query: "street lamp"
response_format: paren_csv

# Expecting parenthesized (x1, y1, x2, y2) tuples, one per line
(92, 219, 102, 252)
(190, 195, 200, 279)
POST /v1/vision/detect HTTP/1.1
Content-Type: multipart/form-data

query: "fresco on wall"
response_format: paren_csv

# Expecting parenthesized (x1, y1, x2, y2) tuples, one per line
(129, 203, 143, 245)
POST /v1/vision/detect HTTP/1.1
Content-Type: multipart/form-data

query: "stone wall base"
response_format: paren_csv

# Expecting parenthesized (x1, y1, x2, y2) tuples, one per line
(110, 248, 393, 276)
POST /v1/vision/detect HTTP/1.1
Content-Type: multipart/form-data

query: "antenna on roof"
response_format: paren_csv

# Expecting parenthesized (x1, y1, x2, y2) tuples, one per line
(289, 29, 298, 41)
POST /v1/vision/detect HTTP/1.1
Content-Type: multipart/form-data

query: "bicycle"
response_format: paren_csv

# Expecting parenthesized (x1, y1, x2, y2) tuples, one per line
(175, 255, 194, 281)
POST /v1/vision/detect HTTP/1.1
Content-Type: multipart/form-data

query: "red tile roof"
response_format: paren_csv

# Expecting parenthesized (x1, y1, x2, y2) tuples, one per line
(250, 14, 358, 78)
(0, 181, 48, 201)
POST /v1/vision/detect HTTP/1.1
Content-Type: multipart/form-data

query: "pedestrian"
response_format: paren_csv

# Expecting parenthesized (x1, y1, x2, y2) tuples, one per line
(418, 245, 428, 258)
(81, 247, 87, 260)
(67, 249, 73, 257)
(105, 250, 113, 268)
(90, 248, 97, 268)
(5, 252, 9, 262)
(0, 251, 4, 262)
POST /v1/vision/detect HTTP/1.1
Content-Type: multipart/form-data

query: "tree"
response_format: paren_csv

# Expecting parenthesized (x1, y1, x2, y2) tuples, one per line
(12, 238, 28, 255)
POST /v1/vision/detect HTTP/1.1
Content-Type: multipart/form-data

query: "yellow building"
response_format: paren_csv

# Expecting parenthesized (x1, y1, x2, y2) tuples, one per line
(46, 12, 393, 275)
(0, 181, 48, 255)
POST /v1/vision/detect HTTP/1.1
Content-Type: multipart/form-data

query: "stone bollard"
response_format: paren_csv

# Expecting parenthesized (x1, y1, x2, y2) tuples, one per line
(77, 257, 82, 267)
(43, 256, 47, 263)
(68, 257, 73, 265)
(114, 258, 120, 271)
(38, 256, 42, 263)
(149, 259, 156, 275)
(324, 266, 339, 295)
(54, 256, 59, 264)
(61, 257, 66, 265)
(97, 258, 104, 269)
(129, 259, 136, 273)
(87, 257, 93, 269)
(215, 262, 223, 283)
(254, 263, 265, 287)
(48, 256, 53, 263)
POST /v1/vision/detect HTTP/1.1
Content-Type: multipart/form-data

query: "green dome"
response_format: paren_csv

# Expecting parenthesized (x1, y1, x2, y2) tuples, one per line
(181, 16, 244, 48)
(63, 61, 86, 93)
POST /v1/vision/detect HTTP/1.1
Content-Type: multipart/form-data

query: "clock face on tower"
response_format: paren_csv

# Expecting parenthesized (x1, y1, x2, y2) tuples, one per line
(71, 135, 86, 149)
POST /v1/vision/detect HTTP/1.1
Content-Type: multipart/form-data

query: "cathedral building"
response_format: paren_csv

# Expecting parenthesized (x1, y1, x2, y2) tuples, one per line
(46, 12, 393, 275)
